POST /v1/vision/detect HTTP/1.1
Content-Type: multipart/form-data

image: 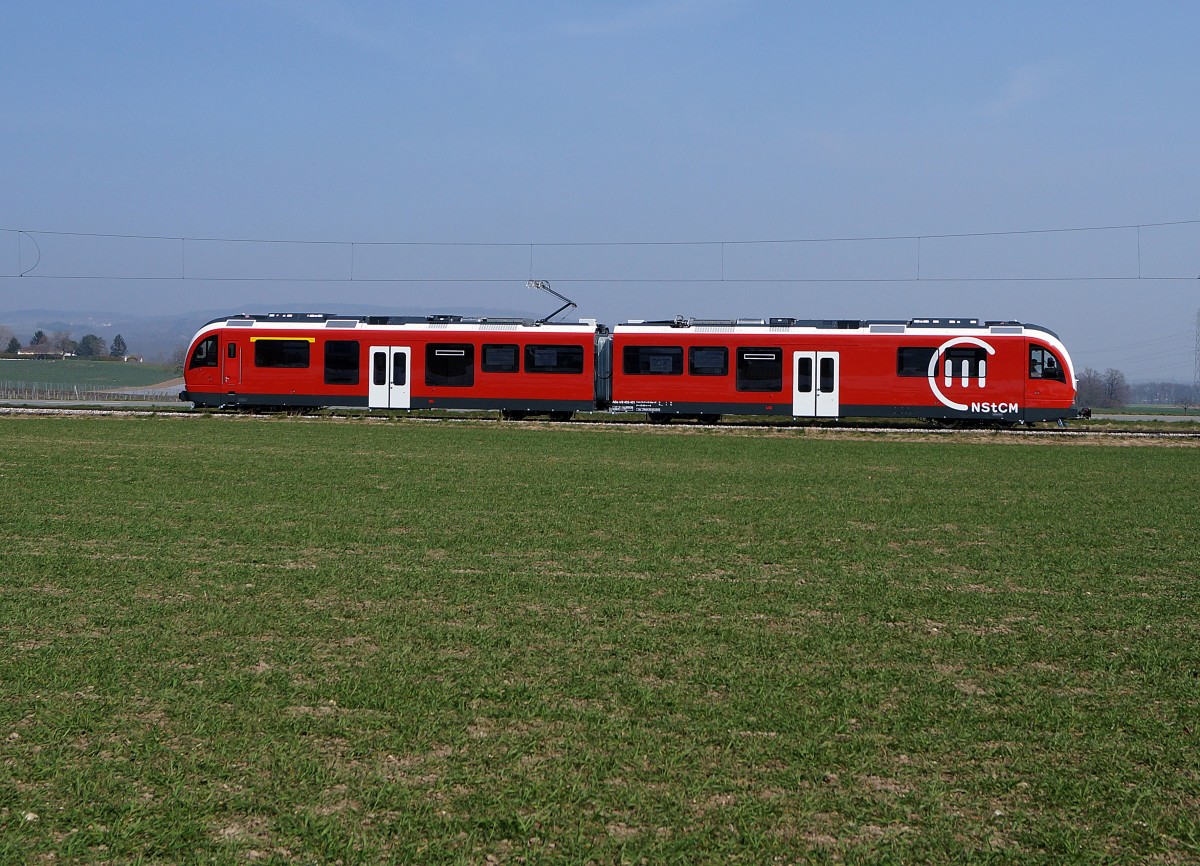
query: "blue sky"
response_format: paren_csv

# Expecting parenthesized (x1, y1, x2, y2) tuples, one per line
(2, 1, 1198, 380)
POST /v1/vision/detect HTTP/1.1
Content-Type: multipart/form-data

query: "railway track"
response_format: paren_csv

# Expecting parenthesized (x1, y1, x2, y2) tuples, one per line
(4, 403, 1200, 440)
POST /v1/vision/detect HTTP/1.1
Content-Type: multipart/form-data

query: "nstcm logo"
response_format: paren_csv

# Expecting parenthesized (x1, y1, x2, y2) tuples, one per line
(926, 337, 1018, 413)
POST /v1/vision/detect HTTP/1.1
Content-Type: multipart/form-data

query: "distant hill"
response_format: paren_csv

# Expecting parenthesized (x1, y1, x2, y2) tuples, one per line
(0, 304, 537, 362)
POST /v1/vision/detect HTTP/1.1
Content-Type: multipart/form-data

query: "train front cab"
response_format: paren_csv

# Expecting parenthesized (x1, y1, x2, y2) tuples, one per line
(180, 328, 224, 408)
(1024, 336, 1077, 423)
(887, 331, 1078, 425)
(879, 331, 1078, 425)
(182, 324, 370, 410)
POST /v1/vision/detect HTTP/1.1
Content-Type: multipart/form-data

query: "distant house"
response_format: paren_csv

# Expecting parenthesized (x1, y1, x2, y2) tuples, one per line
(15, 346, 67, 360)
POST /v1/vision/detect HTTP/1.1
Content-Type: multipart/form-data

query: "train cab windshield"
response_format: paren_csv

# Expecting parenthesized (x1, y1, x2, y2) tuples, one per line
(1029, 345, 1066, 382)
(189, 335, 218, 369)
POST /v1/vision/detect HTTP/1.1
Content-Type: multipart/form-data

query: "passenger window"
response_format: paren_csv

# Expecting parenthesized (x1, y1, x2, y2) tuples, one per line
(1029, 346, 1066, 382)
(189, 335, 218, 369)
(254, 339, 311, 368)
(481, 344, 520, 373)
(943, 347, 987, 379)
(897, 346, 936, 377)
(623, 346, 683, 375)
(525, 344, 585, 374)
(736, 347, 782, 392)
(688, 347, 728, 376)
(324, 340, 360, 385)
(425, 344, 474, 387)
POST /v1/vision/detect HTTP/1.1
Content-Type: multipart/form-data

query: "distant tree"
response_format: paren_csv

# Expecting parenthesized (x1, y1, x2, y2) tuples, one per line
(51, 331, 76, 356)
(0, 325, 12, 348)
(1130, 381, 1200, 406)
(109, 334, 128, 358)
(77, 334, 107, 357)
(1076, 367, 1104, 407)
(169, 344, 187, 373)
(4, 336, 19, 355)
(31, 330, 49, 347)
(1102, 368, 1130, 408)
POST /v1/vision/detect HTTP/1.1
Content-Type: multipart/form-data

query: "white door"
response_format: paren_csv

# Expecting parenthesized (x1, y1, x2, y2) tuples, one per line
(793, 351, 840, 418)
(368, 346, 411, 409)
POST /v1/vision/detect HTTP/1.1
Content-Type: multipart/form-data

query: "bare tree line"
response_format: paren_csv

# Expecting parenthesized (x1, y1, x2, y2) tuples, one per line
(1077, 367, 1198, 409)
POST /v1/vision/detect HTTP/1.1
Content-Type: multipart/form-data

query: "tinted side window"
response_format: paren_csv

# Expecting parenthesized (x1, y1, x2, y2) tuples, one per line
(688, 346, 728, 376)
(526, 344, 585, 374)
(425, 343, 474, 387)
(481, 343, 520, 373)
(189, 335, 218, 369)
(324, 340, 360, 385)
(897, 346, 936, 377)
(736, 347, 782, 392)
(623, 346, 683, 375)
(254, 339, 311, 368)
(943, 347, 988, 379)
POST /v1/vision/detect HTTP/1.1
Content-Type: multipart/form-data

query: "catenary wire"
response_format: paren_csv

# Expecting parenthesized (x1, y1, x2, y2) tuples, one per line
(3, 218, 1197, 282)
(2, 218, 1198, 246)
(1, 275, 1197, 283)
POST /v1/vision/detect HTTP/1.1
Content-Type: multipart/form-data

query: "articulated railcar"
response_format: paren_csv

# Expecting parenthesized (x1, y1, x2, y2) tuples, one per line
(609, 316, 1077, 425)
(180, 312, 1079, 425)
(179, 313, 604, 416)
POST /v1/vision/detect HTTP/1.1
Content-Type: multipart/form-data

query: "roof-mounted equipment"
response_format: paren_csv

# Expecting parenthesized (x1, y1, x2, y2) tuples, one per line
(529, 280, 577, 324)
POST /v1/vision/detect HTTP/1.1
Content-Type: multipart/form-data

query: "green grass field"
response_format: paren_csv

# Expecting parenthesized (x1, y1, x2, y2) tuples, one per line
(0, 359, 178, 390)
(1, 416, 1197, 864)
(1100, 405, 1200, 417)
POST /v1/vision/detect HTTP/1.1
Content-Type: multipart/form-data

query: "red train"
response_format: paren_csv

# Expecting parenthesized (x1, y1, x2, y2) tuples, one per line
(180, 311, 1080, 425)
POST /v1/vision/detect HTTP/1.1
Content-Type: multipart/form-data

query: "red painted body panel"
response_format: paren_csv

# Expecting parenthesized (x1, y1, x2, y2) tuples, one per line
(608, 325, 1076, 420)
(182, 314, 1078, 421)
(183, 320, 597, 408)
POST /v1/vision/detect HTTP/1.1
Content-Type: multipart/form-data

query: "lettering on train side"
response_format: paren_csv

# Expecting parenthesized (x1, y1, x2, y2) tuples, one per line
(970, 402, 1019, 414)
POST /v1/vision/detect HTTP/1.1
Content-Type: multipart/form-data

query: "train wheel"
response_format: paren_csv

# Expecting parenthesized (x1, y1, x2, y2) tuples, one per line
(698, 414, 722, 424)
(548, 411, 574, 422)
(648, 413, 672, 424)
(501, 410, 527, 421)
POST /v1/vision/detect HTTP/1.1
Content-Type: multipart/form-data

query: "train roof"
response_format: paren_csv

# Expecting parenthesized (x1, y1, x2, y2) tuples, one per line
(615, 316, 1063, 340)
(195, 312, 1062, 343)
(199, 312, 601, 331)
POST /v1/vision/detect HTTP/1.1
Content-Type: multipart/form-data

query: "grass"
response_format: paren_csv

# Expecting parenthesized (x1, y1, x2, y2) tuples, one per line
(1098, 405, 1200, 417)
(1, 416, 1197, 864)
(0, 359, 177, 389)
